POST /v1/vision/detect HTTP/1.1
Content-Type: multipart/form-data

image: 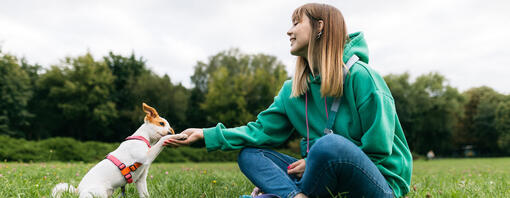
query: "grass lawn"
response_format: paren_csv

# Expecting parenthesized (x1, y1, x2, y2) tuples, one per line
(0, 158, 509, 197)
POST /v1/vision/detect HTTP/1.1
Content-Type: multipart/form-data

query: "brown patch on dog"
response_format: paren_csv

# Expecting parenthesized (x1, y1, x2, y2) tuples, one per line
(142, 103, 173, 134)
(143, 103, 159, 119)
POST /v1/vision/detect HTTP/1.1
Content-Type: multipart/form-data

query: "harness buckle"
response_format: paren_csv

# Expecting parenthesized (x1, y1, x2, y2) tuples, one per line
(118, 163, 126, 170)
(323, 128, 333, 135)
(124, 173, 133, 183)
(129, 165, 137, 171)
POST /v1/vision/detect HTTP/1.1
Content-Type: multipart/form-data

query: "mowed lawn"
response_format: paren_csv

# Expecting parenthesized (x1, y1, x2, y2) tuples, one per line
(0, 158, 509, 197)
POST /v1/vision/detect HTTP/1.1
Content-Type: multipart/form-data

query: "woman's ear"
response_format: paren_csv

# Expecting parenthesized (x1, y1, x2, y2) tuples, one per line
(318, 20, 324, 33)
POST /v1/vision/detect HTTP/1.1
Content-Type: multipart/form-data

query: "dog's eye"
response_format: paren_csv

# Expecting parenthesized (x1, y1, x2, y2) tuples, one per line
(159, 122, 165, 126)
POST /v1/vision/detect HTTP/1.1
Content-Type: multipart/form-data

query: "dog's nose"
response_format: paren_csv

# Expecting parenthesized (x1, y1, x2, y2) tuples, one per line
(169, 128, 175, 135)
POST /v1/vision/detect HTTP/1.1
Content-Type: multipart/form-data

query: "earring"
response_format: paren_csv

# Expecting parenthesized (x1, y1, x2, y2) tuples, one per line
(316, 31, 323, 39)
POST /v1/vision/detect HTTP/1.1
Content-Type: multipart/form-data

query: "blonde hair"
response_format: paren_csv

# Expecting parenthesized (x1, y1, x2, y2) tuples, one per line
(290, 3, 348, 98)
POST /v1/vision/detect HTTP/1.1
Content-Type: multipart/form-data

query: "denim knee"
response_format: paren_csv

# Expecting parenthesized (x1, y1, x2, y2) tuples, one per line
(309, 134, 357, 161)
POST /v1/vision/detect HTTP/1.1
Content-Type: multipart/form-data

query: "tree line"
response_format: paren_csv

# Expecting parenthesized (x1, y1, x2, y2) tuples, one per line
(1, 48, 509, 156)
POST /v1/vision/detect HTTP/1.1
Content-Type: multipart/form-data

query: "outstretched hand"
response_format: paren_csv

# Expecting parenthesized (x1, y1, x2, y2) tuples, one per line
(163, 128, 204, 147)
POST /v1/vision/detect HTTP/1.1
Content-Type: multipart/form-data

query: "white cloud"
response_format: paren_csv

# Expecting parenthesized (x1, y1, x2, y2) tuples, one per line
(1, 0, 509, 93)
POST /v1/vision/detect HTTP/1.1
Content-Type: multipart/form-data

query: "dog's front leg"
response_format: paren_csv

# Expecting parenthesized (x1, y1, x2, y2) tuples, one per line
(142, 134, 186, 164)
(135, 167, 150, 198)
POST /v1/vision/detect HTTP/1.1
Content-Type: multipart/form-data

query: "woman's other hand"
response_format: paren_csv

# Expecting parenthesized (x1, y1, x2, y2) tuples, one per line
(163, 128, 204, 147)
(287, 159, 306, 178)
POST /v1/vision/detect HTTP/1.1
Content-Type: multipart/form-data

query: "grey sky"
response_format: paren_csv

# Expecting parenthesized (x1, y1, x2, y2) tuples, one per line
(1, 0, 509, 94)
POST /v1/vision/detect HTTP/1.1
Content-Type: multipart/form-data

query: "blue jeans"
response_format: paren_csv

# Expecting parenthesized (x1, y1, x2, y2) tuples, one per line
(238, 134, 394, 198)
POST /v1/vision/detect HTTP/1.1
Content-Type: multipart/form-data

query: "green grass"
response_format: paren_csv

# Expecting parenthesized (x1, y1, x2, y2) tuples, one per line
(0, 158, 509, 197)
(409, 158, 510, 197)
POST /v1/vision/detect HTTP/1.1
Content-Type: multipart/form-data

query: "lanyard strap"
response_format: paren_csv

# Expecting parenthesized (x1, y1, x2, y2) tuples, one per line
(323, 55, 359, 134)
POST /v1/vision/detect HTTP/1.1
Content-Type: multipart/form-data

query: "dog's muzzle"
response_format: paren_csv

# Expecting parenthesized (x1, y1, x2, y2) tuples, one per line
(169, 128, 175, 135)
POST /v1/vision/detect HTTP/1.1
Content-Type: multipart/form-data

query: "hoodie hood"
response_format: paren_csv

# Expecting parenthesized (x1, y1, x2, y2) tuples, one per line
(344, 32, 369, 64)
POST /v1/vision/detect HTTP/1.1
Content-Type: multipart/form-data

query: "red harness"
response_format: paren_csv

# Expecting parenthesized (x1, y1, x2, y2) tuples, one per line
(106, 136, 151, 183)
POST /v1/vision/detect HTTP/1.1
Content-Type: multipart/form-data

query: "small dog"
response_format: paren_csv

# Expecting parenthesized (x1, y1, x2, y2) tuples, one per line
(52, 103, 187, 198)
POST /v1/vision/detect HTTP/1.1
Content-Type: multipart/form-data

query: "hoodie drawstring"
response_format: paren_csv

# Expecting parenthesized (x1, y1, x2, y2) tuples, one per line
(305, 92, 328, 154)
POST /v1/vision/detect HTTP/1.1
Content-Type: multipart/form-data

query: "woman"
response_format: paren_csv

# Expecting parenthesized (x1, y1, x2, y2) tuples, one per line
(165, 3, 412, 198)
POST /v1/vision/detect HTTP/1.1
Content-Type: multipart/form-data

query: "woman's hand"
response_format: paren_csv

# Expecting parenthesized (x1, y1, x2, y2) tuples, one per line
(287, 159, 306, 178)
(163, 128, 204, 147)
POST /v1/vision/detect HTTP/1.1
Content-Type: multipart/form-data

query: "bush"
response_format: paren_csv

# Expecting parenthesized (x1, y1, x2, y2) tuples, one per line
(0, 135, 299, 162)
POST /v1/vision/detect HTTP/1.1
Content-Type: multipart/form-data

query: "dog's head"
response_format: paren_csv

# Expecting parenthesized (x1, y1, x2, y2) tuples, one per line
(142, 103, 175, 140)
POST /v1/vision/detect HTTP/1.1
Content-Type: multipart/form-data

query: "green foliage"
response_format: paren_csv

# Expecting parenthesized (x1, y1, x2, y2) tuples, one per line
(0, 135, 251, 163)
(385, 72, 464, 155)
(31, 53, 118, 141)
(495, 98, 510, 153)
(0, 135, 116, 162)
(194, 49, 288, 127)
(457, 87, 505, 155)
(27, 52, 191, 141)
(0, 52, 34, 137)
(129, 73, 190, 132)
(1, 48, 509, 157)
(104, 52, 151, 139)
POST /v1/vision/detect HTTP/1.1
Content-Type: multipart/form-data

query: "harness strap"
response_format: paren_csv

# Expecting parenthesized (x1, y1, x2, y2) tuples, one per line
(106, 136, 150, 184)
(106, 154, 142, 183)
(323, 54, 359, 135)
(302, 55, 361, 157)
(125, 136, 151, 148)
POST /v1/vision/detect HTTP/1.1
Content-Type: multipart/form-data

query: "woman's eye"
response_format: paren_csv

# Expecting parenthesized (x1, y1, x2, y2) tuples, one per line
(159, 122, 165, 126)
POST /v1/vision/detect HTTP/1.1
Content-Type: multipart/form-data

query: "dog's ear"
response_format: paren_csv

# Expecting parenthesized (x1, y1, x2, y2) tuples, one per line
(142, 103, 159, 119)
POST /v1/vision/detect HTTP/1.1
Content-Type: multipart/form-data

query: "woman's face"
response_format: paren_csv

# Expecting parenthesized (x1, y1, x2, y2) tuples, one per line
(287, 14, 312, 57)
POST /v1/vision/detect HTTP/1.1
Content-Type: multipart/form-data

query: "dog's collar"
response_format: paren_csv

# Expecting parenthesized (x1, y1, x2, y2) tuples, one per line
(125, 136, 151, 148)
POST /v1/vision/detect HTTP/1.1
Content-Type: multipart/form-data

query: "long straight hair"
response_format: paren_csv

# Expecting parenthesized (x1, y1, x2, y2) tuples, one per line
(290, 3, 348, 98)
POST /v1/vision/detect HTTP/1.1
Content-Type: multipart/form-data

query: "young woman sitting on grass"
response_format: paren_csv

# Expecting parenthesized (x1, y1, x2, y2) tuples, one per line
(165, 3, 412, 198)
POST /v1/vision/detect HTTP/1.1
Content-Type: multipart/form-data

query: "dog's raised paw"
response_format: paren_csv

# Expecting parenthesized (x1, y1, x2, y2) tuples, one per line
(177, 134, 188, 140)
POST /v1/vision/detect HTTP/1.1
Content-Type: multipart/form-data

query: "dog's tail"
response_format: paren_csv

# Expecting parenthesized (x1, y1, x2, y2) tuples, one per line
(51, 183, 78, 198)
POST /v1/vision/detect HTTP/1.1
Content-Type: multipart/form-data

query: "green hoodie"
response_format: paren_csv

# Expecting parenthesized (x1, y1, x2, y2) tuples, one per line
(203, 32, 412, 197)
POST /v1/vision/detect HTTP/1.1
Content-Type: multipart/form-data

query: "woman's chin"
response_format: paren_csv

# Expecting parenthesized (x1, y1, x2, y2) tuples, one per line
(290, 49, 301, 56)
(290, 47, 307, 57)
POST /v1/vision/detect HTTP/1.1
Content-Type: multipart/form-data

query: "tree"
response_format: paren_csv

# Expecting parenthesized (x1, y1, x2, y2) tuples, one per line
(0, 51, 34, 137)
(32, 53, 117, 141)
(104, 52, 151, 139)
(128, 72, 190, 133)
(458, 87, 504, 155)
(495, 98, 510, 154)
(190, 49, 288, 127)
(386, 72, 464, 155)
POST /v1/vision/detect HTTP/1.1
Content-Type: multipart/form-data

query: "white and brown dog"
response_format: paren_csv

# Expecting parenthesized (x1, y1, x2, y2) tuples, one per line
(52, 103, 187, 198)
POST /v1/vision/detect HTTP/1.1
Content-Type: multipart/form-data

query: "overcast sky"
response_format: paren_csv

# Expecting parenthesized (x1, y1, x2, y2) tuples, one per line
(1, 0, 509, 94)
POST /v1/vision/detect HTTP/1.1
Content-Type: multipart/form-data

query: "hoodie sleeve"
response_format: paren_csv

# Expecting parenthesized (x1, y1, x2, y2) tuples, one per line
(352, 65, 396, 165)
(357, 90, 396, 164)
(203, 84, 294, 152)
